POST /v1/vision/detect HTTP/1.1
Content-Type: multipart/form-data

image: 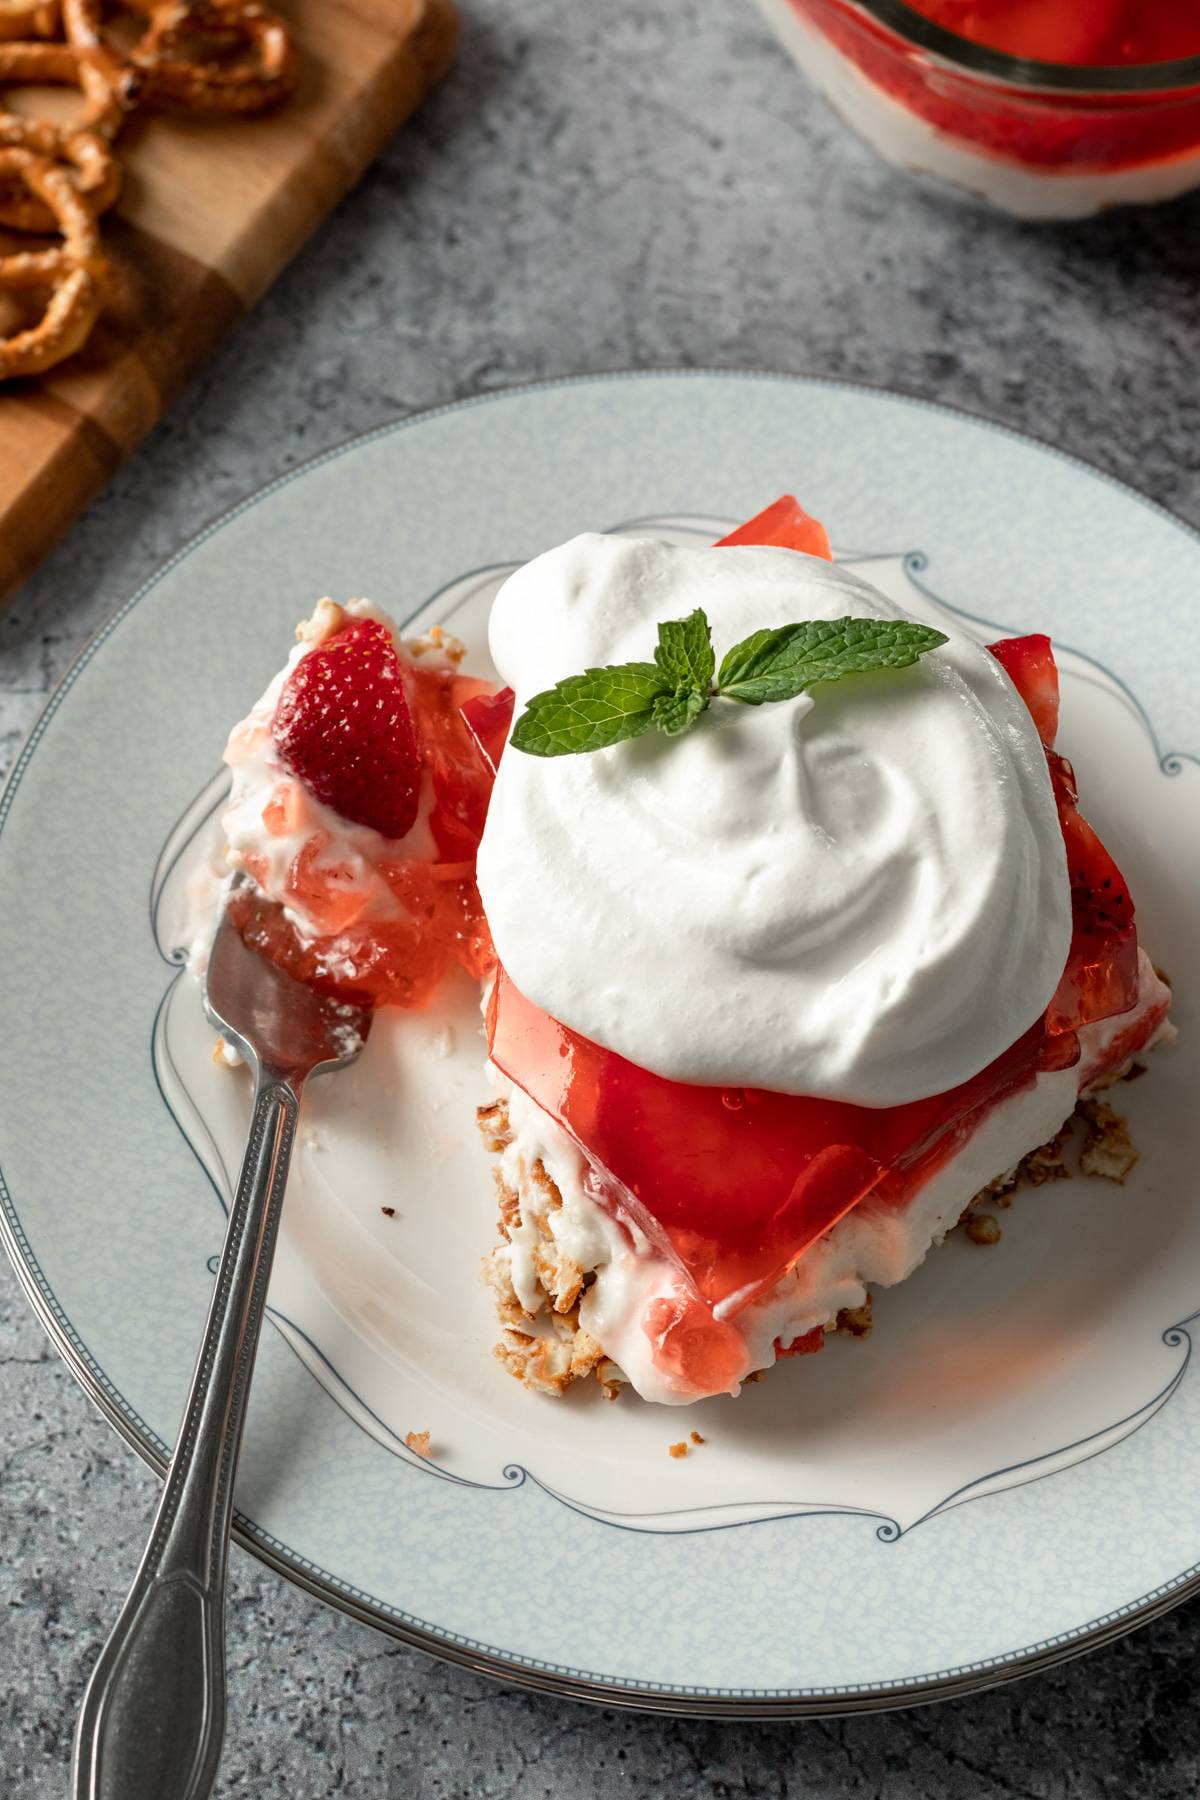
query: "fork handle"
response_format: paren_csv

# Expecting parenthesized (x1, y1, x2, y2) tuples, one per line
(72, 1075, 301, 1800)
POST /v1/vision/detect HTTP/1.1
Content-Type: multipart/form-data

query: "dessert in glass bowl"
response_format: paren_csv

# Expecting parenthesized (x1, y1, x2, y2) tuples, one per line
(752, 0, 1200, 219)
(196, 497, 1174, 1409)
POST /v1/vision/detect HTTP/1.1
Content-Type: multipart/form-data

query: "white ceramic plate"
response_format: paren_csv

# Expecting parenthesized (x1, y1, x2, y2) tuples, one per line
(1, 373, 1197, 1715)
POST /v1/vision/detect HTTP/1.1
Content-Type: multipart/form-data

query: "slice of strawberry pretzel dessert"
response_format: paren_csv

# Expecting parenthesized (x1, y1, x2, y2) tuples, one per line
(197, 496, 1174, 1410)
(472, 498, 1174, 1406)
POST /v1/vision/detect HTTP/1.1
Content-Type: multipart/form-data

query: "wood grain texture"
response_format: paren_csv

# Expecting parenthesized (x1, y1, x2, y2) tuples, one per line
(0, 0, 458, 603)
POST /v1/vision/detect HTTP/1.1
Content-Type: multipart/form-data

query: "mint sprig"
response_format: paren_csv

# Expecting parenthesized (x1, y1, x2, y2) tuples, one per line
(716, 616, 947, 705)
(505, 660, 665, 757)
(509, 609, 947, 758)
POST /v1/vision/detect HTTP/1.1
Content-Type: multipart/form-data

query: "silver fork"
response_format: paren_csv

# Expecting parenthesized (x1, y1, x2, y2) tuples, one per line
(72, 878, 372, 1800)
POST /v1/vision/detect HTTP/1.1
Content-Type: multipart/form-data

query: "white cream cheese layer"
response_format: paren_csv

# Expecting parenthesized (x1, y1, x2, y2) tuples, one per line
(479, 534, 1071, 1106)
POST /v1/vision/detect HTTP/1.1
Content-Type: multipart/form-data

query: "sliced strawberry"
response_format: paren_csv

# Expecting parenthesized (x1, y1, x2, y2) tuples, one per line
(273, 619, 421, 841)
(986, 633, 1138, 1032)
(987, 633, 1059, 748)
(1047, 758, 1139, 1033)
(717, 495, 833, 560)
(993, 637, 1144, 1029)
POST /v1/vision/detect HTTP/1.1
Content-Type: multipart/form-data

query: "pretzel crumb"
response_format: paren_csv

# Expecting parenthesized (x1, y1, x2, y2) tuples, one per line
(834, 1297, 874, 1338)
(1077, 1098, 1138, 1183)
(689, 1431, 705, 1446)
(476, 1101, 514, 1154)
(405, 1430, 431, 1457)
(965, 1213, 1002, 1246)
(295, 598, 346, 645)
(668, 1441, 689, 1459)
(381, 1205, 396, 1218)
(407, 624, 467, 665)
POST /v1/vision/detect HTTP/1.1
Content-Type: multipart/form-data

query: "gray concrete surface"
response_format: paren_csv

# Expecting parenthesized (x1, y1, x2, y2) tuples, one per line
(4, 1, 1200, 1793)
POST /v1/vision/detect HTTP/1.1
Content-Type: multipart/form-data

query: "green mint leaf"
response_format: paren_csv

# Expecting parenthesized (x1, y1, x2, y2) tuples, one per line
(654, 608, 715, 694)
(717, 616, 948, 706)
(652, 687, 709, 737)
(509, 661, 668, 756)
(509, 611, 948, 756)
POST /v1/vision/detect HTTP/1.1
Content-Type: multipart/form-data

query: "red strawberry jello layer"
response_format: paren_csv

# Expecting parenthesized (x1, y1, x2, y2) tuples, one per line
(217, 599, 496, 1010)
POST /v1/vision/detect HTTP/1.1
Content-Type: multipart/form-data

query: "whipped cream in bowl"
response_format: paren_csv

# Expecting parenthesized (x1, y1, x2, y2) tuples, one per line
(478, 533, 1072, 1108)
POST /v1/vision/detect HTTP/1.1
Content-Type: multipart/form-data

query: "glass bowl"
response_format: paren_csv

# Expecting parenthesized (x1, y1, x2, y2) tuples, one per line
(753, 0, 1200, 218)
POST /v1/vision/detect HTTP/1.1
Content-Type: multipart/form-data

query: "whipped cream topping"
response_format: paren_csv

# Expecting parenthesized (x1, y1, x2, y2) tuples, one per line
(478, 534, 1072, 1107)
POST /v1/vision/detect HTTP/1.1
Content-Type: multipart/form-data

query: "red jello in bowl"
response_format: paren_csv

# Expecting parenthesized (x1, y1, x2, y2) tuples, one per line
(752, 0, 1200, 217)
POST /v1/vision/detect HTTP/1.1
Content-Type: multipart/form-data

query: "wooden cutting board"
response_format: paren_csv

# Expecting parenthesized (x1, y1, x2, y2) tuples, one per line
(0, 0, 458, 602)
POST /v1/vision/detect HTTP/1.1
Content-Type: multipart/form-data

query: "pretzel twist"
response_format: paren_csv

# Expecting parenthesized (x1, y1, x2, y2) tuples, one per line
(0, 38, 137, 139)
(131, 0, 295, 114)
(0, 148, 106, 377)
(0, 0, 59, 39)
(60, 0, 146, 102)
(0, 112, 119, 228)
